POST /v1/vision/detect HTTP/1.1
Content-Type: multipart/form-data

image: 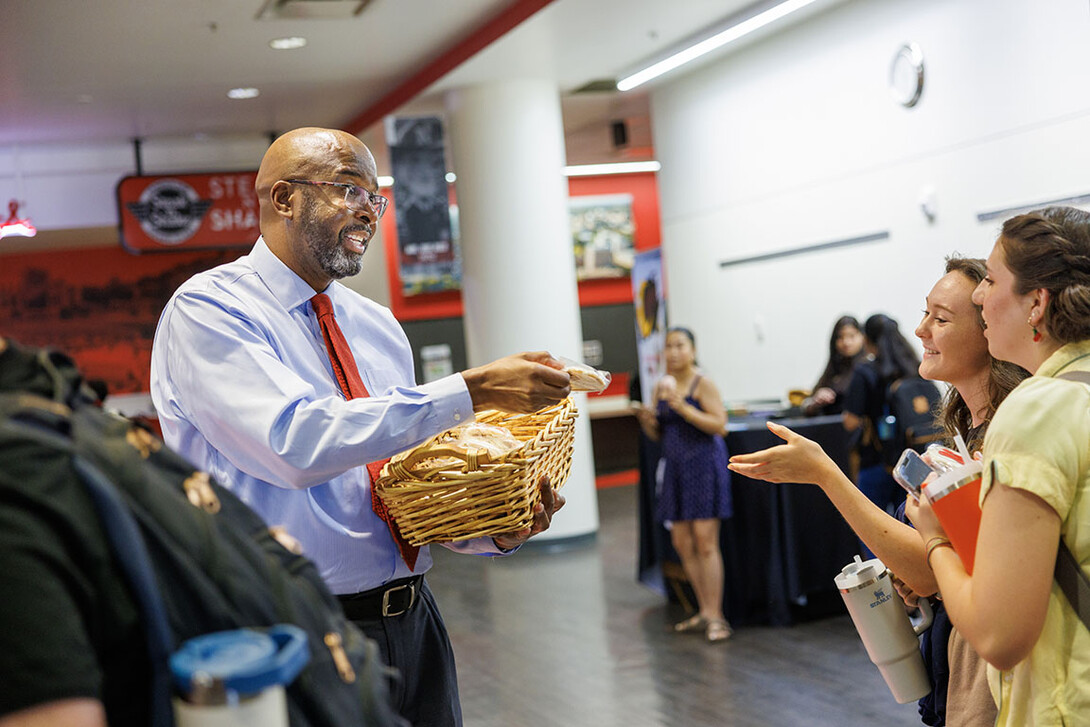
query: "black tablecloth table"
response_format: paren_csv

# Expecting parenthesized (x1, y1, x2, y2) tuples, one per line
(638, 414, 861, 626)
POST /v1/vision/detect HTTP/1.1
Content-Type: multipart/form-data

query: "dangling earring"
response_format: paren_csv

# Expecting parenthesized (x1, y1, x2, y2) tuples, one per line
(1029, 317, 1042, 343)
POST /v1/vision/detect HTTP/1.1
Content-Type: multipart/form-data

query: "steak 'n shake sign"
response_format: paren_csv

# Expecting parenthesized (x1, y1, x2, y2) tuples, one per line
(117, 172, 259, 252)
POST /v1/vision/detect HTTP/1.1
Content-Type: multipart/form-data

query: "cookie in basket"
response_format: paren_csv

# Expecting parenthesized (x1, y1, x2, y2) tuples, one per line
(567, 365, 610, 392)
(409, 422, 521, 473)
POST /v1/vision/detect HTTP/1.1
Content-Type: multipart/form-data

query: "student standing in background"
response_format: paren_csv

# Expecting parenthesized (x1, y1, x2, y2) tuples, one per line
(635, 327, 733, 643)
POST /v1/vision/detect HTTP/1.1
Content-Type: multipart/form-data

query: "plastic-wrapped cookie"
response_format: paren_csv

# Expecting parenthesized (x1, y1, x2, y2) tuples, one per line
(565, 363, 611, 393)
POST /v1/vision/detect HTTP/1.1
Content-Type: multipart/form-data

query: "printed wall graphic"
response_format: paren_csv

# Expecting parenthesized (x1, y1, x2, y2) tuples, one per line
(117, 171, 260, 252)
(570, 193, 636, 280)
(386, 116, 460, 295)
(420, 343, 454, 383)
(0, 246, 243, 394)
(631, 248, 667, 405)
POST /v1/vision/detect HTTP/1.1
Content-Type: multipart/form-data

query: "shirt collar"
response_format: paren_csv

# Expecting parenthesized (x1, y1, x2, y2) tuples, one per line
(249, 236, 326, 312)
(1036, 339, 1090, 378)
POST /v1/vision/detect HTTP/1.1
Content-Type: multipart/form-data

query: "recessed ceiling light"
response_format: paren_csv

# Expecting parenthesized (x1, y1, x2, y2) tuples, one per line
(270, 36, 307, 50)
(227, 87, 260, 100)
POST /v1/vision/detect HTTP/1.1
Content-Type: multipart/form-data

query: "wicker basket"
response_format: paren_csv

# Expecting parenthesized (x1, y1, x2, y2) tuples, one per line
(374, 397, 578, 545)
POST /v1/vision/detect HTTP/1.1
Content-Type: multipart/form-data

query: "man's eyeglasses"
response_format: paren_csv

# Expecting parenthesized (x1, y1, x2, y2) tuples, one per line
(283, 179, 389, 219)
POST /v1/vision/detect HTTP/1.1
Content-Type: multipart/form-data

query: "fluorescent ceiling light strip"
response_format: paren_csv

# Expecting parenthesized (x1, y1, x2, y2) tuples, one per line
(617, 0, 818, 91)
(379, 162, 659, 187)
(564, 161, 661, 177)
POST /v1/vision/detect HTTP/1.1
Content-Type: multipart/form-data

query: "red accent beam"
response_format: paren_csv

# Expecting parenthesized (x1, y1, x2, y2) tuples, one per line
(595, 469, 639, 489)
(343, 0, 557, 134)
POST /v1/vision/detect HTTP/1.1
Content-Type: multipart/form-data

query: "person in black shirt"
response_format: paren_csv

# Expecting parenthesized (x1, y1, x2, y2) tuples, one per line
(841, 313, 926, 523)
(0, 337, 148, 727)
(802, 315, 868, 416)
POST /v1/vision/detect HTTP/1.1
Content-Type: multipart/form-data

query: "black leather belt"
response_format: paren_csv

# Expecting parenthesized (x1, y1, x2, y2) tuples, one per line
(337, 575, 423, 620)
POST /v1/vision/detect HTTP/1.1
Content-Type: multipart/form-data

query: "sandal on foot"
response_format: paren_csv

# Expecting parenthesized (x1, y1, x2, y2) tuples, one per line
(706, 619, 732, 643)
(673, 614, 708, 633)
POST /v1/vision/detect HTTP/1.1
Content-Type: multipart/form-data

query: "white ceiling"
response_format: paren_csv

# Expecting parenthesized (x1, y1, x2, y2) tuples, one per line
(0, 0, 760, 165)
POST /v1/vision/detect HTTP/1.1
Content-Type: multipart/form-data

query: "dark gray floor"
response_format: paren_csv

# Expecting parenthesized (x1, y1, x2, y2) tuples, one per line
(428, 486, 922, 727)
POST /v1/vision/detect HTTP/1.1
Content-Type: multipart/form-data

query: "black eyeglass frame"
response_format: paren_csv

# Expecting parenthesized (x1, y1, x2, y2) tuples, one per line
(283, 178, 389, 218)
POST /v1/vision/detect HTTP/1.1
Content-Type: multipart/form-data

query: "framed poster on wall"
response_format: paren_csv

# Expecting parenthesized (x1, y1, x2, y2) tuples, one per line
(570, 193, 635, 280)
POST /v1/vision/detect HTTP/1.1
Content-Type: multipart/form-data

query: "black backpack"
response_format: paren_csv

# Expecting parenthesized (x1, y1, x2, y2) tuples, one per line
(0, 347, 406, 727)
(877, 376, 943, 467)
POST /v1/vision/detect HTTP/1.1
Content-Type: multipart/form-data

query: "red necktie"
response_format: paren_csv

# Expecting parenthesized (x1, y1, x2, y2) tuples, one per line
(311, 292, 419, 571)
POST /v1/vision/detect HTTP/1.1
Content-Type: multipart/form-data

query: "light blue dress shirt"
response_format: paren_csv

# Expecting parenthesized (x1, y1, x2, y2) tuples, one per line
(150, 237, 502, 594)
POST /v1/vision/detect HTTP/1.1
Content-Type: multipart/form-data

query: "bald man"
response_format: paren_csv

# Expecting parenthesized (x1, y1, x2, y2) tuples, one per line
(150, 128, 570, 726)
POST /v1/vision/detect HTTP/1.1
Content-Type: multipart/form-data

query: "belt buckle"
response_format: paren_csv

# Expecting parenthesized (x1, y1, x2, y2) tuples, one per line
(381, 581, 416, 617)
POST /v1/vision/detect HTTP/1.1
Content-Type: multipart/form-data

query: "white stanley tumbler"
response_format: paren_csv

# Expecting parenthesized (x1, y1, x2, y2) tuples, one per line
(170, 625, 309, 727)
(835, 556, 933, 704)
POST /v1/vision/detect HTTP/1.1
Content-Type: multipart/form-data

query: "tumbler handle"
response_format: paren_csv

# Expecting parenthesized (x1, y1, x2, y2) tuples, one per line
(910, 597, 934, 635)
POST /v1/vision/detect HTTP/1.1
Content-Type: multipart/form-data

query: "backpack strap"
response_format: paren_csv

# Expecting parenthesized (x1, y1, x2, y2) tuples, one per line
(31, 347, 100, 407)
(74, 455, 176, 727)
(1055, 537, 1090, 632)
(1056, 369, 1090, 386)
(1051, 369, 1090, 631)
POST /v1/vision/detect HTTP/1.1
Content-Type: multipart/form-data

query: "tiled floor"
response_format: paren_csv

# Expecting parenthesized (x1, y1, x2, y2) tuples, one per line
(427, 486, 922, 726)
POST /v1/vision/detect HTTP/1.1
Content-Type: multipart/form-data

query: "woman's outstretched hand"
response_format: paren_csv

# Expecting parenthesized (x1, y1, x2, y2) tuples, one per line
(727, 421, 837, 486)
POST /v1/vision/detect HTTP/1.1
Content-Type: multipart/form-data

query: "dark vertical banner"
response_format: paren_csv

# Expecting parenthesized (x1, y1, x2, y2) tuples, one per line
(385, 115, 460, 295)
(631, 248, 667, 405)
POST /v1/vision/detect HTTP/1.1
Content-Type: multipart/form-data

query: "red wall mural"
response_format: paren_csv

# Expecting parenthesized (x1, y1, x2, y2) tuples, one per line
(0, 246, 244, 395)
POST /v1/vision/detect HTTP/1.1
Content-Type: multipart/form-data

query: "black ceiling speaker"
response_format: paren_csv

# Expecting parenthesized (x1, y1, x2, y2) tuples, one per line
(611, 120, 629, 148)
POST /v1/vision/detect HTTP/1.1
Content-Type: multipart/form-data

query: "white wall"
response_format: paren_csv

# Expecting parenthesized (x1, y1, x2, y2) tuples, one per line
(650, 0, 1090, 404)
(0, 135, 273, 229)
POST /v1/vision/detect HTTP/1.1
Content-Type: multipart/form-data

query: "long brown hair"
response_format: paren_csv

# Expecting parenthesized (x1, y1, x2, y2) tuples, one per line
(938, 256, 1029, 451)
(814, 315, 864, 391)
(999, 206, 1090, 345)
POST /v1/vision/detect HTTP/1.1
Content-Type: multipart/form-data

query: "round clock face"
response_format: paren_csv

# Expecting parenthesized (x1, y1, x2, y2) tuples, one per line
(890, 42, 925, 108)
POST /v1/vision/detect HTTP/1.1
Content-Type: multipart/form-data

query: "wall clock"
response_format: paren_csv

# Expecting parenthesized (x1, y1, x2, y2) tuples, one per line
(890, 42, 925, 108)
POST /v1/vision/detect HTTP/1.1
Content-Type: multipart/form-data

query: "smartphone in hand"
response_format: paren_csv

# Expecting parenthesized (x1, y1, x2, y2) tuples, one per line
(892, 448, 934, 498)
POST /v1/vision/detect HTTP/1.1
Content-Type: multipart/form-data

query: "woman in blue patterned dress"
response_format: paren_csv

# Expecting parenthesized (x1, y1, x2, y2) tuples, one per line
(635, 327, 733, 642)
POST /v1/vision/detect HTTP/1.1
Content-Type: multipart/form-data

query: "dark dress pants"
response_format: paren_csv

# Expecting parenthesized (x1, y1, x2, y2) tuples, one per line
(351, 579, 463, 727)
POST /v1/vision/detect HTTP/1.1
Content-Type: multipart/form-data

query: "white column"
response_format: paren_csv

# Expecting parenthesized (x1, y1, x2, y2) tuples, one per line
(445, 79, 599, 541)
